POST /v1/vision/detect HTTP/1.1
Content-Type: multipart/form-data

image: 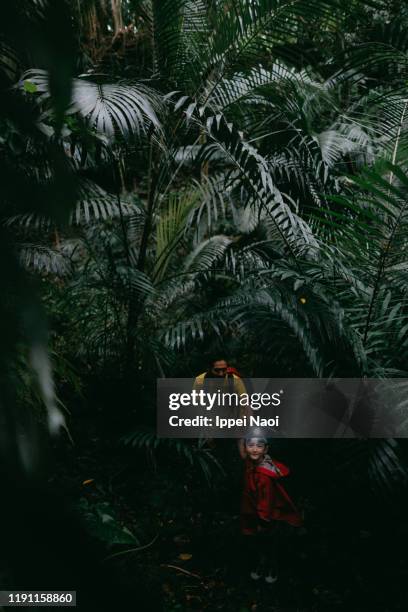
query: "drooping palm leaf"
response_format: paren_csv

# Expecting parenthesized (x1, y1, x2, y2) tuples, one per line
(21, 68, 161, 138)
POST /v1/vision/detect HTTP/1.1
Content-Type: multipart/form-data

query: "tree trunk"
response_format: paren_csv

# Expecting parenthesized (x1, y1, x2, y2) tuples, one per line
(111, 0, 123, 35)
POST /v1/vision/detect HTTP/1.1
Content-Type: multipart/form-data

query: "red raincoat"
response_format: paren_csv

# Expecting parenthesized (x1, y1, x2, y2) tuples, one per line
(241, 458, 303, 535)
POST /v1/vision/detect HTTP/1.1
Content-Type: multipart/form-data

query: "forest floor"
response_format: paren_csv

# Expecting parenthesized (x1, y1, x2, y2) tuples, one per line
(54, 413, 408, 612)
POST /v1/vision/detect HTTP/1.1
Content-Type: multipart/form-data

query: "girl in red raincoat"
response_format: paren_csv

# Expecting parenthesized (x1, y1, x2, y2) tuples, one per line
(241, 434, 302, 583)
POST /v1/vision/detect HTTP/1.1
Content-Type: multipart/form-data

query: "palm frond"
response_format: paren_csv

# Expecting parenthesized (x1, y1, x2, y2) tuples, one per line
(153, 190, 200, 282)
(19, 244, 73, 276)
(6, 179, 141, 231)
(121, 427, 223, 483)
(183, 235, 232, 272)
(21, 69, 161, 139)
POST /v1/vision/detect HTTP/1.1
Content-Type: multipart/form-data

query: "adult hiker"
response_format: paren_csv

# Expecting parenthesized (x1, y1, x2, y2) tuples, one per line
(193, 358, 246, 394)
(193, 357, 248, 456)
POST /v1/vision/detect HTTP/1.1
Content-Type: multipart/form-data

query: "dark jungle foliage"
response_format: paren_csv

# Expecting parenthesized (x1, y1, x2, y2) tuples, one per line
(2, 1, 408, 610)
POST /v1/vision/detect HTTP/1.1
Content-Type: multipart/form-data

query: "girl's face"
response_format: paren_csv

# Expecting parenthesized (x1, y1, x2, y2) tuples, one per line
(245, 439, 267, 462)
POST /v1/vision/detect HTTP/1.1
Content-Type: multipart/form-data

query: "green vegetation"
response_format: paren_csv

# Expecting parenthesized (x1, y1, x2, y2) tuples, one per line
(2, 1, 408, 609)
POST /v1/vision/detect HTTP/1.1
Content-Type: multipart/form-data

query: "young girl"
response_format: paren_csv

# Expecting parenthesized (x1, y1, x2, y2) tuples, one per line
(241, 433, 302, 583)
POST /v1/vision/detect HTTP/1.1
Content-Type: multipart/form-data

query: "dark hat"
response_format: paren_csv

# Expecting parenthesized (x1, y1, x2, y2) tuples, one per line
(244, 427, 268, 444)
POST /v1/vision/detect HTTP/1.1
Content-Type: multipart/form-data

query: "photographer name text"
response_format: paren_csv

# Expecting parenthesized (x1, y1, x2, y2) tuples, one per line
(168, 415, 279, 429)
